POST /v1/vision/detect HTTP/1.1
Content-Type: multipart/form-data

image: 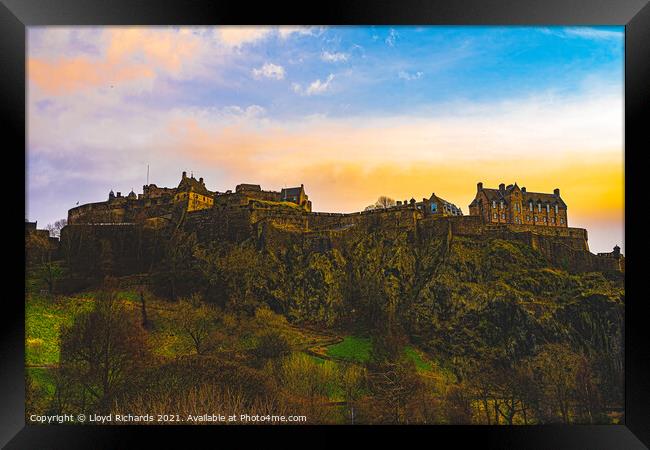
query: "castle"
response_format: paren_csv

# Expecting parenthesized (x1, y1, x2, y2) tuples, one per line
(67, 172, 313, 225)
(61, 172, 624, 274)
(67, 172, 462, 225)
(469, 182, 568, 227)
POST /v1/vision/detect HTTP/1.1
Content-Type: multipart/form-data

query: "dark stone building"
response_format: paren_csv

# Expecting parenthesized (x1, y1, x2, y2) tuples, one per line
(469, 182, 568, 227)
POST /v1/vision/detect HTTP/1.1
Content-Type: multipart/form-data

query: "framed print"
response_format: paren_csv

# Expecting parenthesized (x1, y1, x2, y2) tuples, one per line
(3, 0, 649, 447)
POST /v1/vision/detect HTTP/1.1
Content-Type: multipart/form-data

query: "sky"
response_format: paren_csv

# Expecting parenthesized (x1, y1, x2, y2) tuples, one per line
(26, 26, 624, 253)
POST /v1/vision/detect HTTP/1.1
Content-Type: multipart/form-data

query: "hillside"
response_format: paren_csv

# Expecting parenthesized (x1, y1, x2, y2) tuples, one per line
(28, 215, 624, 424)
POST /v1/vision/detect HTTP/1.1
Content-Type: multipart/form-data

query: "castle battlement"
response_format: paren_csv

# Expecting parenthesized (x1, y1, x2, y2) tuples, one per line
(61, 172, 622, 274)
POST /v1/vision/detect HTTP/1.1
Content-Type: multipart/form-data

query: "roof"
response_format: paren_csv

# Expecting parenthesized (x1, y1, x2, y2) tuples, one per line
(177, 176, 210, 196)
(469, 188, 505, 207)
(469, 184, 566, 208)
(236, 183, 261, 192)
(420, 193, 462, 213)
(430, 193, 457, 207)
(523, 191, 566, 207)
(281, 186, 303, 197)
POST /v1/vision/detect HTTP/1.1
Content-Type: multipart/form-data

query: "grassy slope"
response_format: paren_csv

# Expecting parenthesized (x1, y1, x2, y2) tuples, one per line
(25, 293, 95, 366)
(326, 336, 372, 363)
(325, 335, 452, 379)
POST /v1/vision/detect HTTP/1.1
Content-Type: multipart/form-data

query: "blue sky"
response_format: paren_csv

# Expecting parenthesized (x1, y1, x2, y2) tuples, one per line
(27, 26, 624, 252)
(149, 26, 624, 117)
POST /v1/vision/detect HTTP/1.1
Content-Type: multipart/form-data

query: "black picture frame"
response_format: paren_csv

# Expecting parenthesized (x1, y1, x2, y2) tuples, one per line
(3, 0, 648, 447)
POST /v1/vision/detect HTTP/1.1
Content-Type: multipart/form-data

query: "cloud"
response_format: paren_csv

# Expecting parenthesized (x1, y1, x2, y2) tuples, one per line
(385, 28, 399, 47)
(221, 104, 266, 119)
(252, 62, 286, 80)
(28, 57, 155, 95)
(562, 27, 623, 40)
(398, 70, 423, 81)
(216, 26, 274, 47)
(27, 80, 623, 251)
(321, 51, 348, 63)
(541, 27, 623, 41)
(292, 74, 335, 96)
(26, 26, 624, 253)
(278, 26, 325, 39)
(28, 28, 205, 95)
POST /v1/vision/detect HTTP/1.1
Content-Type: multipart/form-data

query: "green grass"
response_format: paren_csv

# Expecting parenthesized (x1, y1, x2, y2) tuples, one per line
(404, 346, 433, 372)
(326, 336, 372, 363)
(25, 293, 95, 366)
(27, 367, 56, 398)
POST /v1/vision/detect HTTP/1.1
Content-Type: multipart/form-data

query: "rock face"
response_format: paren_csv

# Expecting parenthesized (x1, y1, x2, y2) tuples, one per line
(59, 198, 624, 403)
(60, 199, 623, 277)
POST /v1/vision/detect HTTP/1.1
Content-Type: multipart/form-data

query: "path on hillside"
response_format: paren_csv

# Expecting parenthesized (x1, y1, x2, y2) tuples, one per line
(287, 324, 344, 362)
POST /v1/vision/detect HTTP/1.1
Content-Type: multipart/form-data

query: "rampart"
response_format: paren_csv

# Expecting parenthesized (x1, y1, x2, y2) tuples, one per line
(60, 223, 164, 276)
(60, 196, 623, 275)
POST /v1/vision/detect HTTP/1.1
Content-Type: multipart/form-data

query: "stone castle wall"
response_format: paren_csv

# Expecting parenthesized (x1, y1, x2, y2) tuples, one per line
(60, 223, 164, 276)
(61, 198, 623, 275)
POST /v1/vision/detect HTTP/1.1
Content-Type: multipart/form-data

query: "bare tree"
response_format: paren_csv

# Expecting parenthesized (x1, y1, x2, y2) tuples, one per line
(59, 284, 149, 410)
(340, 363, 366, 424)
(26, 231, 61, 294)
(175, 294, 218, 355)
(375, 196, 396, 209)
(280, 352, 336, 418)
(46, 218, 67, 238)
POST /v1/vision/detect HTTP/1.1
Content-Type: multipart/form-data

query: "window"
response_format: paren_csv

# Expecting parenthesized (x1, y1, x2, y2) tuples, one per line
(500, 201, 504, 209)
(534, 216, 538, 222)
(551, 218, 555, 224)
(493, 213, 497, 219)
(555, 205, 559, 214)
(537, 203, 542, 212)
(529, 202, 533, 211)
(546, 204, 550, 213)
(501, 213, 505, 219)
(492, 201, 496, 209)
(560, 218, 565, 224)
(526, 215, 530, 221)
(543, 217, 547, 223)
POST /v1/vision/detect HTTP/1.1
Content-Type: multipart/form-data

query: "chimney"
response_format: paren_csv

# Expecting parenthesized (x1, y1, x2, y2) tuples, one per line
(554, 188, 560, 196)
(477, 182, 483, 192)
(521, 187, 526, 193)
(499, 183, 505, 193)
(199, 177, 204, 184)
(182, 171, 187, 179)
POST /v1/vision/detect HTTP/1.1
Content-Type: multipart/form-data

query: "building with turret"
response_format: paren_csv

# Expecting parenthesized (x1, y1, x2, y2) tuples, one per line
(60, 175, 626, 275)
(468, 182, 568, 227)
(67, 172, 312, 225)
